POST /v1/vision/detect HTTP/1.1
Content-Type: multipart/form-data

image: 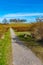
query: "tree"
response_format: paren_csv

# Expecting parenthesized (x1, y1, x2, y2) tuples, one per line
(10, 19, 17, 22)
(10, 19, 26, 23)
(17, 19, 26, 22)
(32, 17, 43, 41)
(2, 18, 8, 24)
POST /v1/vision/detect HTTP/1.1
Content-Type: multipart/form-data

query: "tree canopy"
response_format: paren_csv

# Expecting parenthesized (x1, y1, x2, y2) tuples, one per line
(10, 19, 26, 23)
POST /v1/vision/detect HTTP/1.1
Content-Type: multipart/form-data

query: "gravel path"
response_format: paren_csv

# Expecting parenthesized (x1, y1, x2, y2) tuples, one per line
(10, 28, 43, 65)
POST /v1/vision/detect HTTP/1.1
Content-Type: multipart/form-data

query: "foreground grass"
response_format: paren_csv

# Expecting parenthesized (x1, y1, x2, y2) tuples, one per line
(15, 32, 43, 62)
(0, 29, 12, 65)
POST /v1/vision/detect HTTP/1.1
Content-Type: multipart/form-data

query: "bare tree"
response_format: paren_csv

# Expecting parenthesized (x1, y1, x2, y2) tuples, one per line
(33, 17, 43, 40)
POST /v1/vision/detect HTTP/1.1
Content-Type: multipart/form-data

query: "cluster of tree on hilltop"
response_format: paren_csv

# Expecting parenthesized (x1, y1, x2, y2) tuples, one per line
(10, 19, 26, 23)
(2, 18, 26, 24)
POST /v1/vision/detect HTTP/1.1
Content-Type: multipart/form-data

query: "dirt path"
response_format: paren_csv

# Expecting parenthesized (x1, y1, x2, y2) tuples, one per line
(10, 28, 43, 65)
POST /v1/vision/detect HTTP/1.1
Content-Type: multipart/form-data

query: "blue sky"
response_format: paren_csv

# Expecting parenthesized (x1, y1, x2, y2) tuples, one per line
(0, 0, 43, 23)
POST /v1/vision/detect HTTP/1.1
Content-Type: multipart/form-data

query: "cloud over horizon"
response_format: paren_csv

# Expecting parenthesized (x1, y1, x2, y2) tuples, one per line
(3, 13, 43, 17)
(0, 13, 43, 23)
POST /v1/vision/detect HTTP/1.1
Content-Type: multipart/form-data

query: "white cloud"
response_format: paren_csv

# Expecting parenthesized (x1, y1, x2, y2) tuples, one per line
(2, 13, 43, 18)
(0, 13, 43, 22)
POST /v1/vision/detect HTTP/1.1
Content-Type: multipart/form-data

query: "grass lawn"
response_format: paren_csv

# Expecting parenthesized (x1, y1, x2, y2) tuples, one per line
(15, 31, 43, 62)
(0, 29, 12, 65)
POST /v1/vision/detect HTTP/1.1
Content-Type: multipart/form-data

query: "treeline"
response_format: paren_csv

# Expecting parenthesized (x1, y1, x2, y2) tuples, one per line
(2, 18, 26, 24)
(10, 19, 26, 22)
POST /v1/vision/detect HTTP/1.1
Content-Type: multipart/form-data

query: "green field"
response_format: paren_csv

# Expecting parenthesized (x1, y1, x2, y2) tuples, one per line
(0, 29, 12, 65)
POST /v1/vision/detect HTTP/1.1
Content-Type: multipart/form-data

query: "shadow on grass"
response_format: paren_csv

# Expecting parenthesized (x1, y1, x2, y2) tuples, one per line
(37, 40, 43, 46)
(12, 35, 39, 48)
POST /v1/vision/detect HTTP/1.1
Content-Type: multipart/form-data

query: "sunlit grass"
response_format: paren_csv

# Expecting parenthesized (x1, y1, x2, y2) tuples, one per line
(0, 29, 12, 65)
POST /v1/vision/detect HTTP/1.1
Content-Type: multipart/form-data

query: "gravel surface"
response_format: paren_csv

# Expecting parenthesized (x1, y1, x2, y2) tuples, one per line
(10, 28, 43, 65)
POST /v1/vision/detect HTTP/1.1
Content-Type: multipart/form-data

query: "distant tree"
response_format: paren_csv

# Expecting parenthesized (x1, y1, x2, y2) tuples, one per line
(10, 19, 26, 23)
(17, 19, 26, 22)
(36, 17, 43, 22)
(2, 18, 8, 24)
(10, 19, 17, 22)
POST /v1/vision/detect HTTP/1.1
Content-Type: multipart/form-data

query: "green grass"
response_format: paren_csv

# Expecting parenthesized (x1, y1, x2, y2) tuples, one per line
(15, 31, 43, 62)
(0, 29, 12, 65)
